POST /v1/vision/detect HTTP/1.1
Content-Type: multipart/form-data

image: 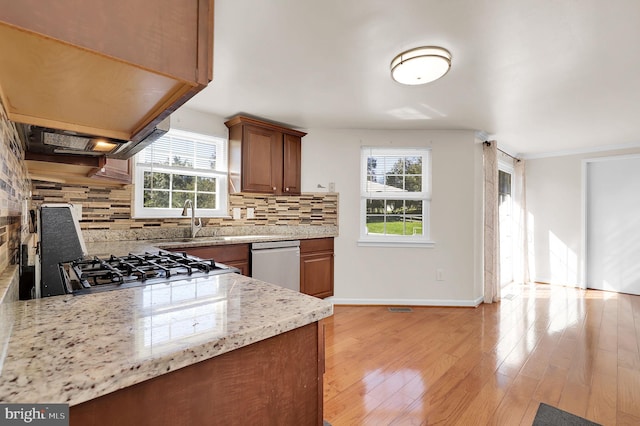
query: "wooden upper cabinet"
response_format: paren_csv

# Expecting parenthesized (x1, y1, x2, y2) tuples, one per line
(92, 158, 133, 184)
(0, 0, 213, 143)
(226, 116, 306, 195)
(242, 125, 284, 194)
(283, 133, 302, 195)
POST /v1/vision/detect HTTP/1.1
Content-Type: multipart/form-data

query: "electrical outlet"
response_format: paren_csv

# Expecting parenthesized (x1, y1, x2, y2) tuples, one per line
(232, 207, 241, 220)
(436, 269, 444, 281)
(247, 207, 255, 219)
(328, 182, 336, 192)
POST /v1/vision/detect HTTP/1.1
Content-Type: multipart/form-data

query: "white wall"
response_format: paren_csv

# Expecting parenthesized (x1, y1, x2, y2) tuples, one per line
(171, 107, 228, 137)
(526, 146, 640, 286)
(301, 129, 484, 306)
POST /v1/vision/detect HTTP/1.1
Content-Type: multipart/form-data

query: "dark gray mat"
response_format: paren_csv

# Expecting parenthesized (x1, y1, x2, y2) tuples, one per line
(533, 403, 601, 426)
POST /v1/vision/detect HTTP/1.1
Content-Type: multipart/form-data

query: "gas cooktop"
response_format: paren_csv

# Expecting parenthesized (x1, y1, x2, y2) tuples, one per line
(66, 250, 239, 295)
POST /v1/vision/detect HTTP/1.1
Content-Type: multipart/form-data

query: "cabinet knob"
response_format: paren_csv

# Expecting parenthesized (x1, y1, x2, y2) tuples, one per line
(273, 187, 277, 191)
(285, 187, 289, 192)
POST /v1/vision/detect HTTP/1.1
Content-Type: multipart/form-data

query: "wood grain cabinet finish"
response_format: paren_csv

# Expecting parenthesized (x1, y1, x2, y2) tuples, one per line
(70, 322, 325, 426)
(0, 0, 213, 144)
(92, 158, 132, 184)
(300, 238, 334, 299)
(225, 115, 305, 195)
(171, 243, 250, 276)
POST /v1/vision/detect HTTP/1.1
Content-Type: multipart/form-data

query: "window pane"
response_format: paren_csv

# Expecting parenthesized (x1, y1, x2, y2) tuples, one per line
(144, 171, 170, 189)
(385, 199, 403, 213)
(173, 175, 195, 191)
(366, 199, 385, 214)
(385, 215, 404, 235)
(171, 191, 191, 208)
(196, 193, 217, 209)
(406, 216, 423, 235)
(195, 144, 217, 170)
(365, 215, 384, 234)
(385, 175, 404, 191)
(143, 148, 171, 166)
(366, 174, 386, 191)
(405, 175, 422, 192)
(404, 156, 422, 174)
(367, 156, 383, 175)
(171, 139, 194, 168)
(385, 156, 404, 174)
(405, 200, 422, 214)
(144, 190, 169, 208)
(197, 176, 217, 192)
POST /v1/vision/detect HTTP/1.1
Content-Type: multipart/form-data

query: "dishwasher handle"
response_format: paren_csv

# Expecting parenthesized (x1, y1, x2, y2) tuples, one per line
(251, 240, 300, 250)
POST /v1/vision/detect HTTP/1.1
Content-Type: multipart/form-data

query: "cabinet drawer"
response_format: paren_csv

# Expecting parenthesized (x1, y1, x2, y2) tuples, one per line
(173, 244, 250, 264)
(300, 238, 334, 254)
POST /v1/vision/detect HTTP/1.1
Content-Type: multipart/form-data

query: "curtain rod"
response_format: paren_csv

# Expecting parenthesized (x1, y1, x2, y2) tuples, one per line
(483, 141, 520, 162)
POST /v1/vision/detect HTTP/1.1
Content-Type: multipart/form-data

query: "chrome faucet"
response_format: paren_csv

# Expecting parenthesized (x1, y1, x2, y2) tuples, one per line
(181, 199, 202, 238)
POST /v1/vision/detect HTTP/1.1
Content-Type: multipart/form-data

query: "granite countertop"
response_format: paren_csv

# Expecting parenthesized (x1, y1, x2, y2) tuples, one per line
(84, 235, 303, 258)
(0, 273, 332, 405)
(83, 226, 338, 258)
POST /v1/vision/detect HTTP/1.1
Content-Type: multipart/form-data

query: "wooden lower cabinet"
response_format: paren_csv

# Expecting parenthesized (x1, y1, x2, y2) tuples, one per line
(173, 243, 250, 276)
(300, 238, 334, 299)
(171, 238, 335, 298)
(70, 322, 325, 426)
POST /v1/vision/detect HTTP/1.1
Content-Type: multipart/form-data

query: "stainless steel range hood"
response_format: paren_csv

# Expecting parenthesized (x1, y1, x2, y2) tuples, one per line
(18, 117, 170, 159)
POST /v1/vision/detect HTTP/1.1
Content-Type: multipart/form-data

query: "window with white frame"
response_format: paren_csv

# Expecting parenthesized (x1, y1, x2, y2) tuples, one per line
(133, 129, 228, 218)
(359, 147, 433, 246)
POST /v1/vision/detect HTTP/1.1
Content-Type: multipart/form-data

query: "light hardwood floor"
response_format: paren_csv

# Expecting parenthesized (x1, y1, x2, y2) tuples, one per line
(323, 283, 640, 425)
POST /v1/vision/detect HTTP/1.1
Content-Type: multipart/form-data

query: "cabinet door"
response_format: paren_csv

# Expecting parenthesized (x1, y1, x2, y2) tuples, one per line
(300, 252, 334, 298)
(0, 0, 213, 144)
(170, 244, 251, 276)
(242, 125, 283, 194)
(282, 134, 301, 195)
(225, 261, 250, 276)
(300, 238, 334, 298)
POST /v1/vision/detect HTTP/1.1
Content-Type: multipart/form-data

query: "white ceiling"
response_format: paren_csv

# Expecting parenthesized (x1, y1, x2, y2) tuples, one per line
(184, 0, 640, 157)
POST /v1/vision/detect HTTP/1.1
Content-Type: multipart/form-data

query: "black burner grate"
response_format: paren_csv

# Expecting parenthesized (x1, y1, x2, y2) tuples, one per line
(71, 250, 220, 289)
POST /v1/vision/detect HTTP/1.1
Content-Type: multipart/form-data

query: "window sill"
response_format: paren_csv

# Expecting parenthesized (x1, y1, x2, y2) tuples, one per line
(357, 239, 436, 248)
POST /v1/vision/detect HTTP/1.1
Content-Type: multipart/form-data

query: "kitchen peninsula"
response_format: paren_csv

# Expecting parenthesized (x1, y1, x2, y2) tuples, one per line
(0, 247, 332, 424)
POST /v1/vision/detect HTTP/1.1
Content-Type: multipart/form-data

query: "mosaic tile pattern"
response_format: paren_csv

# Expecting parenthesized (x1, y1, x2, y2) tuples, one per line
(0, 102, 31, 273)
(31, 182, 338, 232)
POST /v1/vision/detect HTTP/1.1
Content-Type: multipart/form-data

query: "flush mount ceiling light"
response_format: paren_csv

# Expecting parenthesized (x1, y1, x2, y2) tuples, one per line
(390, 46, 452, 85)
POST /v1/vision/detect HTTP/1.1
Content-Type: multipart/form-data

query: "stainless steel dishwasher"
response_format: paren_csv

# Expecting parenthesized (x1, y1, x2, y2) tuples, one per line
(251, 240, 300, 291)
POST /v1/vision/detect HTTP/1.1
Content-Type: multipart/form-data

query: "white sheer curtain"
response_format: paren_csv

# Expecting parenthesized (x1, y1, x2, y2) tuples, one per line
(483, 141, 500, 303)
(513, 159, 530, 284)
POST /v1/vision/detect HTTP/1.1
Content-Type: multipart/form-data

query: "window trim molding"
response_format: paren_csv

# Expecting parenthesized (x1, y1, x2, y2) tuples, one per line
(359, 146, 434, 247)
(132, 130, 229, 219)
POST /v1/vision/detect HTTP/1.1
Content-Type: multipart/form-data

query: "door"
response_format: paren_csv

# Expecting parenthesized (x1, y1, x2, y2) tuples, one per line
(586, 155, 640, 295)
(498, 166, 514, 287)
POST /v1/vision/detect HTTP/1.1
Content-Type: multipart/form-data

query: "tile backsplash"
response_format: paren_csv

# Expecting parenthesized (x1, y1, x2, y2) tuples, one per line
(0, 102, 31, 273)
(31, 181, 338, 239)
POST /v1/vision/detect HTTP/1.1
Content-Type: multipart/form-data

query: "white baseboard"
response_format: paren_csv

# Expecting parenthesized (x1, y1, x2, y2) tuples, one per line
(325, 296, 484, 308)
